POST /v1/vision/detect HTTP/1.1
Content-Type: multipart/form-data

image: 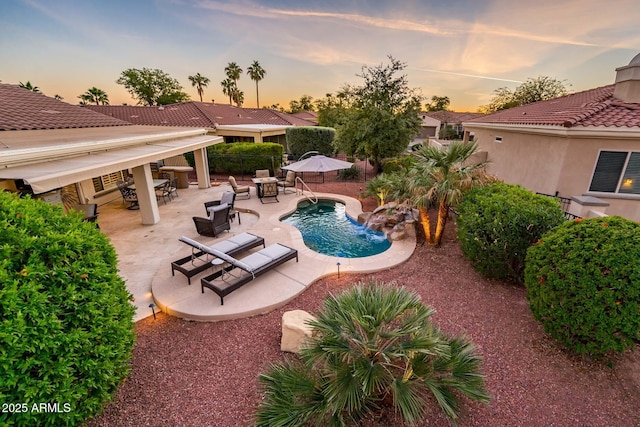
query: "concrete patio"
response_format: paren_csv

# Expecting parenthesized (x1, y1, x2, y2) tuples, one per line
(98, 181, 416, 322)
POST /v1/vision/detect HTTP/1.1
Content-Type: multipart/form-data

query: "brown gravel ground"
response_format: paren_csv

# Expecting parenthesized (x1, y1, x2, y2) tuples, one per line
(87, 178, 640, 427)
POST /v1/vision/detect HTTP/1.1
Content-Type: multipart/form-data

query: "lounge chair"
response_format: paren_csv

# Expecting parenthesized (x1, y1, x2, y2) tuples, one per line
(277, 170, 296, 194)
(193, 203, 231, 237)
(200, 243, 298, 305)
(204, 191, 239, 224)
(228, 175, 250, 199)
(171, 233, 265, 284)
(255, 169, 270, 178)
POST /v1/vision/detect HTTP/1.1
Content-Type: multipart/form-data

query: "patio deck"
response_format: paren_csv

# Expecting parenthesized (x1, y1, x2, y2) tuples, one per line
(99, 182, 416, 322)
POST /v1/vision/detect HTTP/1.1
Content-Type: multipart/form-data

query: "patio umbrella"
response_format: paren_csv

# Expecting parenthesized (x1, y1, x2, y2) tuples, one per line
(283, 155, 353, 173)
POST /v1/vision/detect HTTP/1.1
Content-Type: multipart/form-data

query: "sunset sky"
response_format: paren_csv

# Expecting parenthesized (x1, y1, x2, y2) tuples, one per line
(1, 0, 639, 111)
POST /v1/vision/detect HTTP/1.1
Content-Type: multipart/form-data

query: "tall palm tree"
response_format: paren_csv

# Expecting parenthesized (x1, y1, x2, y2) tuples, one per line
(188, 73, 210, 102)
(220, 78, 235, 105)
(19, 81, 40, 93)
(232, 88, 244, 107)
(402, 141, 491, 246)
(224, 62, 242, 87)
(78, 87, 109, 105)
(246, 60, 266, 108)
(257, 281, 489, 426)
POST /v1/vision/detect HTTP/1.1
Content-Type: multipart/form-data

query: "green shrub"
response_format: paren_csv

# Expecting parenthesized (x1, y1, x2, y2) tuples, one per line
(256, 281, 489, 426)
(286, 126, 335, 159)
(457, 182, 565, 283)
(382, 155, 416, 174)
(524, 216, 640, 357)
(0, 192, 135, 426)
(205, 142, 284, 174)
(336, 165, 360, 180)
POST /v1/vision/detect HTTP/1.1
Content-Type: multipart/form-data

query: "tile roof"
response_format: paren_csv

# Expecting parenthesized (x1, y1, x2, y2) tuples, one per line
(465, 84, 640, 128)
(86, 102, 317, 128)
(0, 84, 130, 131)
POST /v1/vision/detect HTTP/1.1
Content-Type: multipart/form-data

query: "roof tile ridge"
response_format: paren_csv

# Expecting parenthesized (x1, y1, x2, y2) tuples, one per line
(185, 101, 218, 128)
(564, 98, 613, 127)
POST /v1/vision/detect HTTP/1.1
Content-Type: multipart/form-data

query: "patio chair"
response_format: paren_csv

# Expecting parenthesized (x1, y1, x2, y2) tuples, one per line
(277, 170, 296, 194)
(119, 186, 139, 209)
(192, 203, 231, 237)
(172, 233, 265, 284)
(168, 177, 179, 200)
(204, 191, 240, 224)
(255, 169, 270, 178)
(260, 182, 279, 204)
(200, 243, 298, 304)
(156, 180, 172, 204)
(228, 175, 250, 199)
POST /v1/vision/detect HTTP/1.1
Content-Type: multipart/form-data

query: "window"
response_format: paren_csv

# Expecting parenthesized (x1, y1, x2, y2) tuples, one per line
(92, 170, 129, 193)
(589, 151, 640, 195)
(495, 136, 502, 143)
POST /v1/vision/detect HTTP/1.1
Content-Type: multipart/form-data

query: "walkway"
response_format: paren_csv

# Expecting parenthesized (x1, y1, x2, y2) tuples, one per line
(99, 182, 416, 322)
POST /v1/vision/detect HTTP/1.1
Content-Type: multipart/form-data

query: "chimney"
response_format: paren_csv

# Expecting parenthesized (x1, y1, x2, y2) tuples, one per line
(613, 53, 640, 103)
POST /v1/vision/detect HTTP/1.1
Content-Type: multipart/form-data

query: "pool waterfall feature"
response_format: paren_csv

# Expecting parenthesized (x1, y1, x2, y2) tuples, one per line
(280, 199, 391, 258)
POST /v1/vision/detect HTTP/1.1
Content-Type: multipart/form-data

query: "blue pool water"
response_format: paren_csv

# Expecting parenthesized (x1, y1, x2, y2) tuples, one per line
(281, 200, 391, 258)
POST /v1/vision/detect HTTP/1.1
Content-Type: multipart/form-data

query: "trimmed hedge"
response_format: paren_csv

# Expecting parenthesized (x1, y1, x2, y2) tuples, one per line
(456, 182, 565, 283)
(285, 126, 335, 158)
(525, 216, 640, 357)
(0, 192, 135, 426)
(206, 142, 284, 175)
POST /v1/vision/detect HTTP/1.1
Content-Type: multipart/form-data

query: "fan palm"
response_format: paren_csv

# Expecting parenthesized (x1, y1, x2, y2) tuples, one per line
(404, 142, 491, 246)
(220, 78, 235, 105)
(188, 73, 210, 102)
(78, 87, 109, 105)
(256, 281, 489, 426)
(232, 88, 244, 107)
(246, 60, 266, 108)
(224, 62, 242, 86)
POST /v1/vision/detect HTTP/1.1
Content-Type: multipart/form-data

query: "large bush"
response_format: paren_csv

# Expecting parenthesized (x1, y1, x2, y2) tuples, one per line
(204, 142, 284, 175)
(457, 182, 565, 283)
(256, 281, 489, 426)
(525, 216, 640, 357)
(0, 192, 135, 426)
(286, 126, 335, 159)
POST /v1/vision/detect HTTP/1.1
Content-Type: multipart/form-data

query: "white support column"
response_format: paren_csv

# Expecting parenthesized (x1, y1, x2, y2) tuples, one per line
(193, 148, 210, 189)
(131, 163, 160, 225)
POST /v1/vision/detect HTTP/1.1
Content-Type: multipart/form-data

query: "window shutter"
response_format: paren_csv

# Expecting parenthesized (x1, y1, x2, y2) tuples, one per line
(589, 151, 627, 192)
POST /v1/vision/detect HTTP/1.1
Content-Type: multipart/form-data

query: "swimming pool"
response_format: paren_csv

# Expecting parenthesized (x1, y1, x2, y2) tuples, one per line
(281, 199, 391, 258)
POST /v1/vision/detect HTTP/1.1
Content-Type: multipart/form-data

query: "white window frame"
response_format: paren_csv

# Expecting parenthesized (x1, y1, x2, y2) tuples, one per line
(588, 150, 640, 196)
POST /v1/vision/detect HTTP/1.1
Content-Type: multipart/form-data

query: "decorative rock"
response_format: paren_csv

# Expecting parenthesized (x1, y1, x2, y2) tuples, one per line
(357, 212, 372, 224)
(388, 229, 406, 241)
(281, 310, 317, 353)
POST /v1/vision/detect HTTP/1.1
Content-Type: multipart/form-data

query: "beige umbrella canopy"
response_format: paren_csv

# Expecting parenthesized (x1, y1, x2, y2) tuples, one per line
(282, 155, 353, 173)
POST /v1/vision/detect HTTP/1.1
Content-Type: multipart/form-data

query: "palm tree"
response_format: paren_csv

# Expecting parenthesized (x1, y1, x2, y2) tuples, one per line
(224, 62, 242, 87)
(256, 281, 489, 426)
(188, 73, 210, 102)
(220, 78, 235, 105)
(402, 141, 492, 246)
(246, 60, 266, 108)
(19, 81, 40, 93)
(78, 87, 109, 105)
(232, 88, 244, 107)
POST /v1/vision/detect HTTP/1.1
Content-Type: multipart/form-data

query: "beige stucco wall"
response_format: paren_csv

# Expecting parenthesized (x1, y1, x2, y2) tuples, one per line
(466, 125, 640, 221)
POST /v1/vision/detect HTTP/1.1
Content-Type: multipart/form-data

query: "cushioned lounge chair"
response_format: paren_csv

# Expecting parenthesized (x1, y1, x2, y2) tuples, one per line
(200, 243, 298, 305)
(204, 191, 239, 224)
(277, 170, 296, 194)
(228, 176, 250, 199)
(193, 203, 231, 237)
(171, 233, 265, 284)
(255, 169, 270, 178)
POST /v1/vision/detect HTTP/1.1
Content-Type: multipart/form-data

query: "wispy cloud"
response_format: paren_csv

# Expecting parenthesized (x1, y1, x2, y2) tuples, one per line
(416, 68, 523, 84)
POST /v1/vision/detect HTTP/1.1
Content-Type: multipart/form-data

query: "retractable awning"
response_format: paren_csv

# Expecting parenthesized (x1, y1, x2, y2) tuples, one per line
(0, 126, 222, 194)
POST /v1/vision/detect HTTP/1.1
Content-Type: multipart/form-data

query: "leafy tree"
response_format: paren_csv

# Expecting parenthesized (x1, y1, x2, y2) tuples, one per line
(256, 281, 489, 426)
(116, 68, 189, 106)
(0, 191, 135, 426)
(333, 56, 422, 173)
(394, 142, 492, 246)
(78, 87, 109, 105)
(479, 76, 570, 113)
(246, 60, 266, 108)
(220, 78, 235, 105)
(19, 81, 40, 92)
(288, 94, 315, 113)
(316, 86, 356, 128)
(426, 95, 450, 111)
(188, 72, 210, 102)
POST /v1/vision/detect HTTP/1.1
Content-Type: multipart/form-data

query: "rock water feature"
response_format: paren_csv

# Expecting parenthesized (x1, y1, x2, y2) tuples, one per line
(357, 202, 418, 241)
